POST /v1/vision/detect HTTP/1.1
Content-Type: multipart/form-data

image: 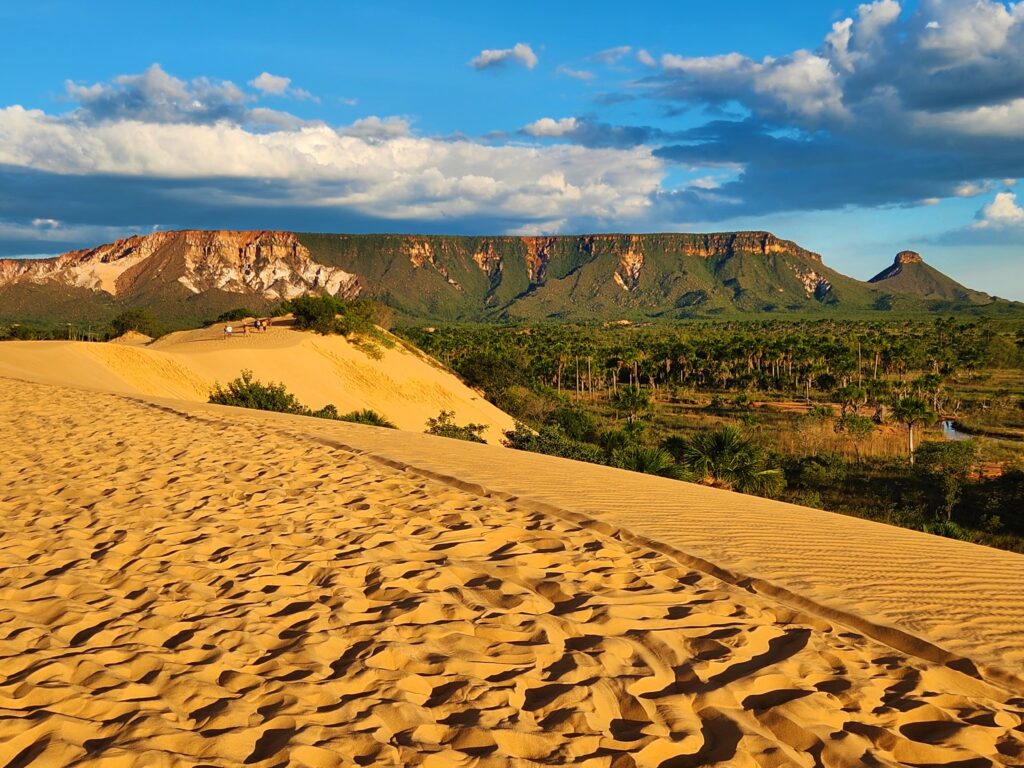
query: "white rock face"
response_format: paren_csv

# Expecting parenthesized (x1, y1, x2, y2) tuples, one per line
(0, 230, 360, 301)
(792, 265, 832, 298)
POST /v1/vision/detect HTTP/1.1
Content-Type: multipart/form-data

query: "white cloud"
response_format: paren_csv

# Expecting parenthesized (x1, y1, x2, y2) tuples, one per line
(825, 18, 855, 72)
(556, 65, 595, 81)
(918, 0, 1021, 58)
(469, 43, 538, 70)
(661, 49, 845, 121)
(590, 45, 631, 65)
(522, 117, 579, 137)
(63, 63, 306, 125)
(973, 191, 1024, 228)
(0, 106, 662, 228)
(855, 0, 901, 46)
(249, 72, 291, 95)
(31, 218, 60, 228)
(636, 49, 656, 67)
(338, 115, 412, 140)
(661, 51, 748, 74)
(919, 97, 1024, 138)
(249, 71, 317, 102)
(954, 181, 988, 197)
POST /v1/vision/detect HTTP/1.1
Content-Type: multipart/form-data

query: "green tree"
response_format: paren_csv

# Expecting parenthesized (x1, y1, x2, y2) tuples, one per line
(890, 396, 935, 465)
(835, 413, 875, 461)
(612, 385, 652, 424)
(110, 308, 159, 338)
(915, 440, 978, 520)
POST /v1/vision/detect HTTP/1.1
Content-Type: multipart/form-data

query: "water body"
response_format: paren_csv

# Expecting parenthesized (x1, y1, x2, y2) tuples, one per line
(941, 420, 973, 441)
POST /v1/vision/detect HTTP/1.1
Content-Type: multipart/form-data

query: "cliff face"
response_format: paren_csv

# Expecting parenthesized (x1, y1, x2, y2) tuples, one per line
(0, 230, 359, 301)
(0, 230, 1004, 327)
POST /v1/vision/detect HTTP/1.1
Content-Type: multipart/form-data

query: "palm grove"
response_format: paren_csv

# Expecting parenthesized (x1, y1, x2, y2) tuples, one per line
(176, 296, 1021, 551)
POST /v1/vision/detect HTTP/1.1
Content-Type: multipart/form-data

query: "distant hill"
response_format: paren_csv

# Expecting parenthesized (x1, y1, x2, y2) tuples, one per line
(0, 230, 1018, 330)
(868, 250, 992, 307)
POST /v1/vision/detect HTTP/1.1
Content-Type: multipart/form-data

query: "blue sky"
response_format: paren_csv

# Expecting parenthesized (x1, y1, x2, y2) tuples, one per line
(1, 0, 1022, 298)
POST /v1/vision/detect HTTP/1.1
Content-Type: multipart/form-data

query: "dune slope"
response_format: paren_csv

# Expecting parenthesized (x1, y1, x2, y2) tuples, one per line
(0, 323, 514, 442)
(1, 378, 1022, 767)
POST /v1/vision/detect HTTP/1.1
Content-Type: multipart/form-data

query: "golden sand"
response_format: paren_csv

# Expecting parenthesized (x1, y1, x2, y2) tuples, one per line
(0, 324, 514, 442)
(1, 376, 1023, 767)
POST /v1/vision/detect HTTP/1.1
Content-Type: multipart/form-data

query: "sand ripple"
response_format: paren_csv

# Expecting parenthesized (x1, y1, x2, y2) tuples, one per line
(1, 378, 1022, 767)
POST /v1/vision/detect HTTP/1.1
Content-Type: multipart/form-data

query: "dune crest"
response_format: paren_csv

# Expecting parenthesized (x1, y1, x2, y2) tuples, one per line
(1, 378, 1022, 767)
(0, 322, 514, 442)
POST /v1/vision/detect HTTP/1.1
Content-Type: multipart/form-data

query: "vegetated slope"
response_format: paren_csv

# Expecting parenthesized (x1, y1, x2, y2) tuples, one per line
(869, 250, 993, 307)
(0, 229, 1017, 329)
(0, 321, 514, 443)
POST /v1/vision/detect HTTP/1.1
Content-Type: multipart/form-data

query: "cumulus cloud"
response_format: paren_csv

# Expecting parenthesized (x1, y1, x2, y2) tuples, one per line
(249, 72, 291, 95)
(556, 65, 595, 81)
(645, 0, 1024, 222)
(0, 104, 663, 234)
(954, 181, 988, 197)
(248, 71, 317, 101)
(973, 191, 1024, 228)
(65, 64, 250, 124)
(63, 63, 313, 127)
(469, 43, 538, 70)
(522, 117, 579, 137)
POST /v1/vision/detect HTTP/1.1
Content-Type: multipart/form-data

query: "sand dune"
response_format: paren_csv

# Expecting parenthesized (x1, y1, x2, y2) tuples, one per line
(1, 377, 1023, 767)
(0, 322, 514, 442)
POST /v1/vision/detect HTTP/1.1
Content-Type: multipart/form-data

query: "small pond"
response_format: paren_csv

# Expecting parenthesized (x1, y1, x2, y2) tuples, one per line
(941, 420, 973, 441)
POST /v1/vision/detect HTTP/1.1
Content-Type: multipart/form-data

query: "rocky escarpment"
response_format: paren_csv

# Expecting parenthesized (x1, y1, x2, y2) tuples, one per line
(0, 231, 359, 301)
(2, 231, 1007, 328)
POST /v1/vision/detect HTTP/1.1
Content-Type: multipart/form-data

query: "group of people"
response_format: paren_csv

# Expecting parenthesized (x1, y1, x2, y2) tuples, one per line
(223, 318, 271, 339)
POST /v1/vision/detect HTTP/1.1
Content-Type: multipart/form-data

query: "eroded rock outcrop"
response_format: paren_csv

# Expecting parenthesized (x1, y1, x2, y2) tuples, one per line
(0, 230, 359, 301)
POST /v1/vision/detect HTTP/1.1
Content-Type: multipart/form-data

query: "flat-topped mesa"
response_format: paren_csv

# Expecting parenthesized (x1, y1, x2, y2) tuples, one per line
(676, 231, 823, 262)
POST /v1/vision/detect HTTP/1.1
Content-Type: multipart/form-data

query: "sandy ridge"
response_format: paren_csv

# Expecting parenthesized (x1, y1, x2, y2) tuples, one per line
(2, 377, 1023, 766)
(165, 396, 1024, 689)
(128, 393, 1024, 698)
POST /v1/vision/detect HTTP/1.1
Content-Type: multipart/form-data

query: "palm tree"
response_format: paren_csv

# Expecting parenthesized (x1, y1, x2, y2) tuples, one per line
(674, 426, 784, 497)
(612, 385, 652, 424)
(890, 396, 935, 465)
(612, 445, 683, 479)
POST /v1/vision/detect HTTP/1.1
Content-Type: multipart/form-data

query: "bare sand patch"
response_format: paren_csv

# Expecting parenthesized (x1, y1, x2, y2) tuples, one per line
(1, 378, 1022, 766)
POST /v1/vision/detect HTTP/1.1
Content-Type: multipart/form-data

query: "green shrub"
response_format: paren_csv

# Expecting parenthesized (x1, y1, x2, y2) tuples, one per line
(611, 445, 684, 479)
(284, 294, 392, 337)
(504, 423, 605, 463)
(336, 409, 397, 428)
(210, 371, 396, 429)
(425, 410, 487, 443)
(215, 308, 255, 323)
(549, 406, 600, 442)
(209, 370, 306, 414)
